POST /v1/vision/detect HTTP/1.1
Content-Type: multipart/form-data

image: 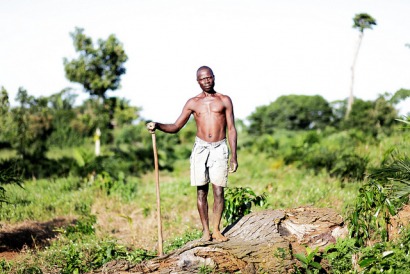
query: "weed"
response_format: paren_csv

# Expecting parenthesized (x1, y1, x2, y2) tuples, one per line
(65, 215, 96, 236)
(293, 246, 323, 274)
(223, 187, 267, 226)
(0, 259, 13, 274)
(323, 238, 358, 273)
(198, 264, 215, 274)
(164, 229, 202, 253)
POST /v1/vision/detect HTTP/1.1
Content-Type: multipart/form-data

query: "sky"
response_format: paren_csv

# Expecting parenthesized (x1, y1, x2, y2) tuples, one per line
(1, 0, 410, 122)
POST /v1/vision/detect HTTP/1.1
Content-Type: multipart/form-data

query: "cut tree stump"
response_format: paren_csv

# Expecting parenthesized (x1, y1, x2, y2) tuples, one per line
(99, 206, 347, 274)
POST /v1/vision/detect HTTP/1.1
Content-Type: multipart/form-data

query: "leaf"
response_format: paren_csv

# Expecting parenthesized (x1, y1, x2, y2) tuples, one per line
(294, 253, 307, 264)
(310, 261, 322, 270)
(359, 257, 376, 268)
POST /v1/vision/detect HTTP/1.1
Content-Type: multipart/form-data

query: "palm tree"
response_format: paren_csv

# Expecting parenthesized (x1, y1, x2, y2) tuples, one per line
(346, 13, 377, 119)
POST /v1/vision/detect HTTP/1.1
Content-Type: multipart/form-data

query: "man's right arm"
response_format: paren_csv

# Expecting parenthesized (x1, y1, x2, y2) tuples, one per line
(147, 99, 193, 134)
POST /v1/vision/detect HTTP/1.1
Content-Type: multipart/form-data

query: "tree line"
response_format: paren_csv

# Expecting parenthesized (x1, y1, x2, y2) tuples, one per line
(0, 20, 409, 180)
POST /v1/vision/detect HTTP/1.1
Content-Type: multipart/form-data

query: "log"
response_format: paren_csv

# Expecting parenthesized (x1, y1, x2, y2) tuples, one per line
(100, 207, 347, 273)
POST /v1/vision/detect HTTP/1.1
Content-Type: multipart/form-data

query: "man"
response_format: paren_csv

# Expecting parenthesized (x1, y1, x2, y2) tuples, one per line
(146, 66, 238, 242)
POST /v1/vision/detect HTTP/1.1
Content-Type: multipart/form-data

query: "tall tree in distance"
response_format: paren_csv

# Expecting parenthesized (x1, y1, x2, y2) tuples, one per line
(346, 13, 377, 119)
(64, 27, 128, 100)
(64, 28, 128, 142)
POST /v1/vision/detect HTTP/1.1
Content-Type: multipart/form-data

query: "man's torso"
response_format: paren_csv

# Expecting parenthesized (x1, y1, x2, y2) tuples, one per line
(190, 92, 227, 142)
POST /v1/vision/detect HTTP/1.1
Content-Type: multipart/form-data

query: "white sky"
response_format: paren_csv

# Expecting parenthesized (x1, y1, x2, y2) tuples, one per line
(1, 0, 410, 122)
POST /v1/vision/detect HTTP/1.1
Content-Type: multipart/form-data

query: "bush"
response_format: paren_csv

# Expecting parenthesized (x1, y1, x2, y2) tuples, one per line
(330, 152, 368, 181)
(223, 187, 267, 226)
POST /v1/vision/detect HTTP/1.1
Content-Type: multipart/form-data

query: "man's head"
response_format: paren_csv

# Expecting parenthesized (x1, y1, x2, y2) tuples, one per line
(197, 66, 215, 93)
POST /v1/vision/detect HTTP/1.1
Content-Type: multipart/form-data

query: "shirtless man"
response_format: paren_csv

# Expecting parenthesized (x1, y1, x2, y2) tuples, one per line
(146, 66, 238, 242)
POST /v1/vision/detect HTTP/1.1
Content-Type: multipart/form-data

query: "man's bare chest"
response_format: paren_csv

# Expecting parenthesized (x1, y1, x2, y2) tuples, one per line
(194, 98, 225, 116)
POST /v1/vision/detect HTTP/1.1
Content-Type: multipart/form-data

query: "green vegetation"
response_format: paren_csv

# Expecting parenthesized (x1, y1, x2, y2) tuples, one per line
(1, 26, 410, 273)
(294, 246, 322, 273)
(223, 187, 267, 226)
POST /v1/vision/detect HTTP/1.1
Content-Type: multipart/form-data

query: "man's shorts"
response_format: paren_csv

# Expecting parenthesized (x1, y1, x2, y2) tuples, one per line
(190, 137, 229, 187)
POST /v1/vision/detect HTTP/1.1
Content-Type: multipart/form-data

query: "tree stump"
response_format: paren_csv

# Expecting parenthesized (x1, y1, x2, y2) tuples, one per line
(100, 207, 347, 273)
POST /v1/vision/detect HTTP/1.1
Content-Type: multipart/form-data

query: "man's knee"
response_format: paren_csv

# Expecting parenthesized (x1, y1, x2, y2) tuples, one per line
(197, 185, 209, 201)
(212, 185, 224, 198)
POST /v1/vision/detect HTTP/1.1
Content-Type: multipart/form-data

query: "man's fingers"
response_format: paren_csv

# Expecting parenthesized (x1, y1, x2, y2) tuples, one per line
(229, 163, 238, 173)
(146, 122, 156, 133)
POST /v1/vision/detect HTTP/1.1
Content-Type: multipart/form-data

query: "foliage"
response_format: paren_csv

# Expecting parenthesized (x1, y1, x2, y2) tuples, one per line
(112, 122, 177, 174)
(293, 246, 323, 274)
(247, 95, 334, 134)
(348, 152, 410, 246)
(45, 89, 83, 148)
(390, 88, 410, 105)
(0, 163, 23, 205)
(0, 87, 10, 142)
(0, 87, 13, 149)
(0, 176, 92, 222)
(164, 229, 202, 253)
(64, 27, 128, 99)
(324, 227, 410, 273)
(64, 215, 97, 236)
(353, 13, 377, 33)
(0, 259, 13, 273)
(329, 152, 368, 181)
(42, 216, 155, 273)
(323, 238, 358, 273)
(342, 97, 398, 136)
(223, 187, 267, 226)
(348, 181, 394, 245)
(112, 97, 141, 127)
(9, 88, 51, 159)
(282, 130, 369, 181)
(356, 228, 410, 272)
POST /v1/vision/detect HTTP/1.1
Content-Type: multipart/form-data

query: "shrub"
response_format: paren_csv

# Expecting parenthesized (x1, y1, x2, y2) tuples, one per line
(223, 187, 267, 226)
(330, 152, 368, 181)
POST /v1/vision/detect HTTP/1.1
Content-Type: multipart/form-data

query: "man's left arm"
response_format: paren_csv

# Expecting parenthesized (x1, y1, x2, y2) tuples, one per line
(224, 96, 238, 173)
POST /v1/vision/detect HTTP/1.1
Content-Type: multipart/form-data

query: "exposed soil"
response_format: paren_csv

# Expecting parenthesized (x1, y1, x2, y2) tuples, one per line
(0, 217, 75, 260)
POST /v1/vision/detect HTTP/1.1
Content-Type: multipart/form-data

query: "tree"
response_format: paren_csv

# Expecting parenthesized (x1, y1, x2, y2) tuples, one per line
(64, 27, 128, 143)
(247, 95, 334, 134)
(390, 88, 410, 105)
(46, 89, 83, 148)
(0, 87, 12, 148)
(0, 87, 9, 115)
(10, 88, 53, 159)
(346, 13, 377, 119)
(64, 27, 128, 100)
(342, 96, 397, 136)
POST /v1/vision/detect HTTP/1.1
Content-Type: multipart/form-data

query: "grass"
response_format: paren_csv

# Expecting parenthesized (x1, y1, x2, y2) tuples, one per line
(1, 148, 360, 232)
(0, 149, 17, 161)
(0, 176, 93, 222)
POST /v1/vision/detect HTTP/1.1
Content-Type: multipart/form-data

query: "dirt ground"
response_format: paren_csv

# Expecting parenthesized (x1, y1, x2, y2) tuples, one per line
(0, 200, 200, 263)
(0, 217, 75, 261)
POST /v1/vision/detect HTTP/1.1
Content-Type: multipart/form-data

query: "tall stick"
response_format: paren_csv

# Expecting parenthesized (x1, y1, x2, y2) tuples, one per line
(151, 132, 163, 256)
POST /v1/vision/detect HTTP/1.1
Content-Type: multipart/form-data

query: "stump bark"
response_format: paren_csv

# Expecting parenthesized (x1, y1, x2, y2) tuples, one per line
(100, 207, 347, 273)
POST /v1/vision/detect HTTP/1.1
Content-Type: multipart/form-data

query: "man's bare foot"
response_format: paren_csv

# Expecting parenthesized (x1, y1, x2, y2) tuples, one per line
(200, 231, 212, 242)
(212, 231, 228, 242)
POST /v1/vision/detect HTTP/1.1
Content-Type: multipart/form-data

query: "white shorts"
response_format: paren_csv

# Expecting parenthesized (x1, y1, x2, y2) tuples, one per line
(190, 137, 229, 187)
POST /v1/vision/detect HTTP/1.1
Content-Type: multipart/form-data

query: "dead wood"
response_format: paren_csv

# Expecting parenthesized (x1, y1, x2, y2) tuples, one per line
(99, 207, 347, 273)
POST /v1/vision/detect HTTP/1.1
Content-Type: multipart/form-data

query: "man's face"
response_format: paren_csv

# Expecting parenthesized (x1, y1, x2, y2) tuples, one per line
(197, 69, 215, 93)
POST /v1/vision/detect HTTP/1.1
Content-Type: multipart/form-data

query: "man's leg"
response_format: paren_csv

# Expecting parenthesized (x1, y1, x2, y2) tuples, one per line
(211, 184, 228, 242)
(197, 184, 211, 241)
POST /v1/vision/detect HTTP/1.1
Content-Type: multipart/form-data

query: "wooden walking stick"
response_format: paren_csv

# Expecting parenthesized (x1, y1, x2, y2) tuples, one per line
(151, 131, 164, 256)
